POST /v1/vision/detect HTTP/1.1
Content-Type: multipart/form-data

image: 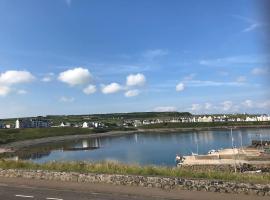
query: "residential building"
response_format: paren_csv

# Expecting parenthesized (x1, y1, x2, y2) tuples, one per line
(60, 122, 71, 127)
(15, 119, 32, 129)
(257, 115, 270, 121)
(245, 116, 257, 122)
(15, 117, 50, 129)
(82, 122, 89, 128)
(31, 117, 50, 128)
(5, 124, 12, 129)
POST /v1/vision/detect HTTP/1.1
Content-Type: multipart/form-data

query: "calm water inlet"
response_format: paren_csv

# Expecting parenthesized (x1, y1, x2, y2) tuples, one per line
(14, 128, 270, 166)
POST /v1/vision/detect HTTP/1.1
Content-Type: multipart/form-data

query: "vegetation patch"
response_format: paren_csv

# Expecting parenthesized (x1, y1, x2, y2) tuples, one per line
(0, 127, 135, 145)
(0, 160, 269, 184)
(141, 121, 270, 129)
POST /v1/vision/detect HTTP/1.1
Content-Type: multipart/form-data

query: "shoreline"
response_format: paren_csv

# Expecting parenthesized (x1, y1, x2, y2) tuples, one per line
(1, 124, 270, 153)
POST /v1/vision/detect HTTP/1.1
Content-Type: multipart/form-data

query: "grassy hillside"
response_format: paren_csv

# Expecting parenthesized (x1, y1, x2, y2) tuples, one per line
(1, 112, 192, 126)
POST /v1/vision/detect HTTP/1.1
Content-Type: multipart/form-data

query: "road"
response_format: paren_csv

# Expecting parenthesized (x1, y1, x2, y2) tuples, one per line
(0, 177, 268, 200)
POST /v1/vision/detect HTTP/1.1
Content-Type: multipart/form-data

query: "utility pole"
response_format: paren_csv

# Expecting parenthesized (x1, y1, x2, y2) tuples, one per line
(230, 128, 237, 173)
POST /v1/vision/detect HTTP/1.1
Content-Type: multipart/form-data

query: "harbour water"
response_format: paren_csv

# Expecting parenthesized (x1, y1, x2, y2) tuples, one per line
(13, 128, 270, 166)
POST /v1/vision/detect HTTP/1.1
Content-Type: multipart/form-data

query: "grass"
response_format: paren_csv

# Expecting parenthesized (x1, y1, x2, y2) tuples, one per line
(0, 127, 135, 145)
(0, 160, 269, 184)
(141, 121, 270, 129)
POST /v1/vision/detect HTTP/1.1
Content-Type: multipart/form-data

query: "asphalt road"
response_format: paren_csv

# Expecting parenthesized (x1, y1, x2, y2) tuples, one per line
(0, 177, 269, 200)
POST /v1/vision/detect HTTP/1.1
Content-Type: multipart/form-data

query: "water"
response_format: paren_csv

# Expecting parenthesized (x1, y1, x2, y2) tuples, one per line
(13, 128, 270, 166)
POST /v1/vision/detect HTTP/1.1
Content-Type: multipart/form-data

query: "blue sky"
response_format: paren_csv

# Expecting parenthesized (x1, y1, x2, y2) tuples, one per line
(0, 0, 269, 118)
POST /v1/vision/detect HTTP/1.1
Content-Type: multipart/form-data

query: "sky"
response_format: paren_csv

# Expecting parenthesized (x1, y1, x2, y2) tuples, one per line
(0, 0, 270, 118)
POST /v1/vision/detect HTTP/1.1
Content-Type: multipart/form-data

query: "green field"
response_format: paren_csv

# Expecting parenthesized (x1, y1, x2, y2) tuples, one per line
(0, 127, 135, 145)
(0, 160, 269, 184)
(141, 121, 270, 129)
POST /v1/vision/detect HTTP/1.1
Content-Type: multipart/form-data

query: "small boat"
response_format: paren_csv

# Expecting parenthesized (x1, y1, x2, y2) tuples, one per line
(175, 154, 185, 166)
(208, 149, 218, 154)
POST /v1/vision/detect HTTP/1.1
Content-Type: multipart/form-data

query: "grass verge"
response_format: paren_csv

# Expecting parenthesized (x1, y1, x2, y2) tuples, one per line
(0, 160, 269, 184)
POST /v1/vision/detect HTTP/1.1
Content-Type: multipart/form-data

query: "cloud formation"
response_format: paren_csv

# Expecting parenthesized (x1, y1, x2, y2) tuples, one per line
(59, 96, 75, 103)
(0, 70, 35, 85)
(125, 89, 140, 97)
(0, 86, 11, 97)
(176, 82, 185, 92)
(143, 49, 168, 59)
(153, 106, 177, 112)
(58, 67, 92, 86)
(101, 83, 122, 94)
(83, 84, 96, 95)
(126, 73, 146, 87)
(42, 73, 54, 82)
(0, 70, 35, 97)
(251, 67, 269, 75)
(17, 89, 28, 95)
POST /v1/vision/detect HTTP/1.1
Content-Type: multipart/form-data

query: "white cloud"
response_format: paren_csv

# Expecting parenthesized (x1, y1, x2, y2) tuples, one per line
(251, 67, 269, 75)
(191, 104, 201, 111)
(42, 73, 54, 82)
(242, 99, 254, 108)
(243, 23, 262, 32)
(0, 70, 35, 85)
(59, 96, 74, 103)
(125, 89, 140, 97)
(199, 54, 269, 67)
(231, 15, 265, 33)
(17, 89, 27, 95)
(101, 83, 122, 94)
(183, 73, 196, 81)
(143, 49, 168, 59)
(58, 67, 92, 86)
(186, 80, 245, 87)
(221, 101, 233, 111)
(83, 84, 96, 95)
(257, 100, 270, 109)
(0, 86, 11, 97)
(126, 73, 146, 87)
(236, 76, 246, 83)
(205, 103, 212, 110)
(176, 82, 185, 92)
(153, 106, 177, 112)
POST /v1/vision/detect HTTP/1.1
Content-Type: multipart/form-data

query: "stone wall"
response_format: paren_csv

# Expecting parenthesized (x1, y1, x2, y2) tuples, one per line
(0, 168, 269, 196)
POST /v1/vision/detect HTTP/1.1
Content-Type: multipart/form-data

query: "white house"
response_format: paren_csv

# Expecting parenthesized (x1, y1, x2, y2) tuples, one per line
(5, 124, 11, 129)
(60, 122, 71, 127)
(257, 115, 270, 122)
(82, 122, 89, 128)
(197, 116, 213, 123)
(245, 116, 257, 122)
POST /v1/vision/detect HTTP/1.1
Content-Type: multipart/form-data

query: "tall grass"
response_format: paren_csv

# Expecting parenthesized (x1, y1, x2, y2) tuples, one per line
(0, 160, 269, 184)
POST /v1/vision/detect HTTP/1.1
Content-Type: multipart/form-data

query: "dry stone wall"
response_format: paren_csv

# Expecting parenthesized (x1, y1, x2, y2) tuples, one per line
(0, 168, 269, 196)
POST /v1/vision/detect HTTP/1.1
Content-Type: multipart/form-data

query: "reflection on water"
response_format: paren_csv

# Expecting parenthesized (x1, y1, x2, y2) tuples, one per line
(9, 128, 270, 166)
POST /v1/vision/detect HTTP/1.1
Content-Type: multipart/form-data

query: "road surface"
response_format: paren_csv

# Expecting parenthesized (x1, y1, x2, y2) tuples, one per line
(0, 177, 268, 200)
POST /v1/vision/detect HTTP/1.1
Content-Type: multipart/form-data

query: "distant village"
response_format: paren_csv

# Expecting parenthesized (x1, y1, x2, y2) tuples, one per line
(0, 114, 270, 129)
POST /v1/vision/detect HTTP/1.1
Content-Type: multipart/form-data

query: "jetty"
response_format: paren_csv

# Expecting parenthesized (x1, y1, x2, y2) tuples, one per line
(180, 147, 270, 167)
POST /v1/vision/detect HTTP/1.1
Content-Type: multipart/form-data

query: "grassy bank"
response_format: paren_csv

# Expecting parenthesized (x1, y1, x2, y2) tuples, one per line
(0, 127, 135, 145)
(0, 160, 269, 184)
